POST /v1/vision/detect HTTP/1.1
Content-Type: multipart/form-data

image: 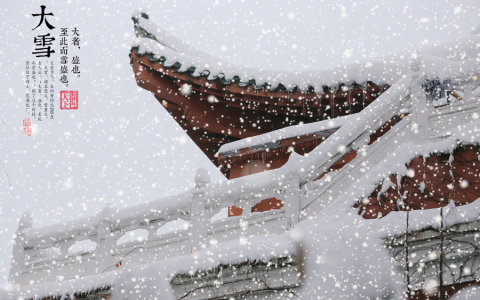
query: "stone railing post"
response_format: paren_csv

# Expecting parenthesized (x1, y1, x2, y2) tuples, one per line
(8, 212, 33, 289)
(57, 239, 76, 258)
(410, 57, 431, 144)
(95, 204, 118, 274)
(146, 221, 164, 240)
(412, 81, 429, 141)
(463, 79, 480, 102)
(190, 168, 210, 253)
(95, 220, 115, 273)
(285, 174, 300, 230)
(464, 83, 473, 101)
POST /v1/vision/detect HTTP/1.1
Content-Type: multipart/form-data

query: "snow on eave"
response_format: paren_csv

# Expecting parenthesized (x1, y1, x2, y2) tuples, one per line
(218, 114, 353, 154)
(360, 118, 480, 209)
(131, 8, 219, 62)
(130, 8, 480, 93)
(316, 118, 480, 238)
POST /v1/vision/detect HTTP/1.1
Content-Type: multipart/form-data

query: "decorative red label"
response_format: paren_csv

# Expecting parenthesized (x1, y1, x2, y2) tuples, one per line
(23, 118, 31, 127)
(60, 91, 78, 110)
(22, 127, 32, 136)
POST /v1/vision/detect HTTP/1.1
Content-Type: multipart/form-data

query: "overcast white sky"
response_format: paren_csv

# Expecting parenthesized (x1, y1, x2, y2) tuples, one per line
(0, 0, 479, 287)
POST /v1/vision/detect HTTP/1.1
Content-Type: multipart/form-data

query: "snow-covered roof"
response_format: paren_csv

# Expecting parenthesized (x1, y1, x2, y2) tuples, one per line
(131, 8, 480, 93)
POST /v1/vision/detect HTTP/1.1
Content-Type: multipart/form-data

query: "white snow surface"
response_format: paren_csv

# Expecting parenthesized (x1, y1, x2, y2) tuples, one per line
(218, 114, 353, 154)
(110, 265, 174, 300)
(194, 167, 211, 184)
(1, 273, 115, 300)
(132, 8, 480, 92)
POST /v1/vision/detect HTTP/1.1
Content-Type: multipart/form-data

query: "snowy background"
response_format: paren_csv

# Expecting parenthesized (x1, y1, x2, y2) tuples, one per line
(0, 0, 479, 287)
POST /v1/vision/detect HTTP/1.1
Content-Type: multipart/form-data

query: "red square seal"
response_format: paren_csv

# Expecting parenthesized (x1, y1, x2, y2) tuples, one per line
(22, 127, 32, 136)
(60, 91, 79, 110)
(23, 118, 31, 127)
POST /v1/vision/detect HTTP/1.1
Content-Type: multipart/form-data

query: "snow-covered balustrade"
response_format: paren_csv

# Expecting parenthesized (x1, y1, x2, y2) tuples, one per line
(9, 170, 302, 288)
(191, 171, 300, 252)
(298, 63, 480, 216)
(9, 195, 193, 287)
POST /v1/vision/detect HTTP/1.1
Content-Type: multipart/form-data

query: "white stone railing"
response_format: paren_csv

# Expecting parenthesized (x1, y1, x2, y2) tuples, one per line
(8, 168, 300, 288)
(8, 60, 480, 289)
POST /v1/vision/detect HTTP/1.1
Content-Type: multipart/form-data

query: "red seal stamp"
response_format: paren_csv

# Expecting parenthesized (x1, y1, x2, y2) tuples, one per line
(60, 91, 78, 110)
(22, 127, 32, 136)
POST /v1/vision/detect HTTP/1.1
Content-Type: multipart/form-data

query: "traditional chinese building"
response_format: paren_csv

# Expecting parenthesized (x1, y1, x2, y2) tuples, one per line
(129, 10, 398, 215)
(128, 10, 480, 299)
(5, 8, 480, 300)
(130, 21, 390, 179)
